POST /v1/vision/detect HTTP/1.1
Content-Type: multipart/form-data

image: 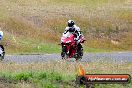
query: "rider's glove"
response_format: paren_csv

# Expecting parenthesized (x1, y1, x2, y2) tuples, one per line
(74, 38, 78, 41)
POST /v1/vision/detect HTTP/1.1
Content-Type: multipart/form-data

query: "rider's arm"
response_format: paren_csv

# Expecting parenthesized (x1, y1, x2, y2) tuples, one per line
(63, 27, 69, 34)
(74, 27, 81, 40)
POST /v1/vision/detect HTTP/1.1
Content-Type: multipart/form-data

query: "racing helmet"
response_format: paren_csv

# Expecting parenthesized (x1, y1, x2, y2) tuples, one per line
(68, 20, 75, 27)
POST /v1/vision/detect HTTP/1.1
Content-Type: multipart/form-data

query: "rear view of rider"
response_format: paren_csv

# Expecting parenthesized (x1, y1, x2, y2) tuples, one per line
(63, 20, 83, 55)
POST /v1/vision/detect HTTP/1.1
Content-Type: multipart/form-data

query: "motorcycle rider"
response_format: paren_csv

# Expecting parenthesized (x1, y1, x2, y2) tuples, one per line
(0, 31, 4, 51)
(62, 20, 83, 56)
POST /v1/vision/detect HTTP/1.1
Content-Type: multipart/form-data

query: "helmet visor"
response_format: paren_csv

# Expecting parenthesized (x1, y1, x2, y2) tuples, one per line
(68, 23, 73, 27)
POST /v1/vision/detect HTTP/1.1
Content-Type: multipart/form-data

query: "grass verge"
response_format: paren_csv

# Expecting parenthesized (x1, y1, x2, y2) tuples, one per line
(0, 59, 132, 88)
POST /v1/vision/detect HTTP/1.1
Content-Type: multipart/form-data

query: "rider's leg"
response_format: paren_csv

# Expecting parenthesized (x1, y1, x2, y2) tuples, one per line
(0, 45, 4, 51)
(77, 43, 83, 56)
(77, 43, 83, 51)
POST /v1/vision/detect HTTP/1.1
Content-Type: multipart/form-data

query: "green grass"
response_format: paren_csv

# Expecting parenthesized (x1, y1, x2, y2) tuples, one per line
(22, 43, 61, 54)
(0, 71, 74, 88)
(84, 47, 109, 53)
(0, 60, 132, 88)
(0, 61, 76, 88)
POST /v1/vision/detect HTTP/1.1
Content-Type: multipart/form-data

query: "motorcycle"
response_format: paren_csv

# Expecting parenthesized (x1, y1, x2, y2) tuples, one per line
(60, 33, 85, 61)
(0, 45, 5, 61)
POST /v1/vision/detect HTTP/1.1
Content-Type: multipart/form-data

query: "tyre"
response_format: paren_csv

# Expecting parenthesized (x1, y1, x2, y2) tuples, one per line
(75, 56, 82, 61)
(75, 50, 83, 61)
(0, 45, 5, 61)
(75, 46, 83, 61)
(77, 43, 83, 57)
(2, 51, 5, 59)
(61, 46, 68, 60)
(0, 52, 4, 61)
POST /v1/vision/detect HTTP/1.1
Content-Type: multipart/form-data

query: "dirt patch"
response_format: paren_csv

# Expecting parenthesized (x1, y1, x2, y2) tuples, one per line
(0, 78, 14, 88)
(0, 77, 35, 88)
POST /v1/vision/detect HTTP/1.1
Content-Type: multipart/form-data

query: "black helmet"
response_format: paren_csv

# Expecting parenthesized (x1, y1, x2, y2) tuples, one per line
(68, 20, 75, 27)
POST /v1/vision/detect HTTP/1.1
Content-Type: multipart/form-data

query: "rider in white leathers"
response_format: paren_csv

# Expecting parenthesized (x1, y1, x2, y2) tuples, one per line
(62, 20, 83, 55)
(63, 20, 81, 43)
(0, 31, 4, 51)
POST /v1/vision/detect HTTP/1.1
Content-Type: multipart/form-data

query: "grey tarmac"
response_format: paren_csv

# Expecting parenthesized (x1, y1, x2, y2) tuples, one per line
(2, 52, 132, 64)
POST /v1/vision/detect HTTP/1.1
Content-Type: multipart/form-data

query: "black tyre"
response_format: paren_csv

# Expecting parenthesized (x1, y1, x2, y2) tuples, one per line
(0, 45, 5, 61)
(79, 49, 83, 56)
(61, 46, 67, 59)
(77, 44, 83, 56)
(75, 51, 82, 61)
(2, 52, 5, 59)
(75, 57, 82, 61)
(61, 52, 66, 59)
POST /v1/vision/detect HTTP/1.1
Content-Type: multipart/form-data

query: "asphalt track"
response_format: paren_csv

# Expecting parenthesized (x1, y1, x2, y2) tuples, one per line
(2, 52, 132, 64)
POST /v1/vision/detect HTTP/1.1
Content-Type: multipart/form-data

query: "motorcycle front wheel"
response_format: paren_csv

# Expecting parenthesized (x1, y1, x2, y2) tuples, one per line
(61, 46, 68, 60)
(0, 47, 5, 61)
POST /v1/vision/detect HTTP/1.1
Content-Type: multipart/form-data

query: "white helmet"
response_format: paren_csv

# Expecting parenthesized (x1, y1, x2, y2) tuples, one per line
(68, 20, 75, 27)
(0, 31, 3, 40)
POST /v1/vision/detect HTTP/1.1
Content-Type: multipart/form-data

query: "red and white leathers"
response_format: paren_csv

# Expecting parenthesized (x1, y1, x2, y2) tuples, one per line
(62, 25, 82, 44)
